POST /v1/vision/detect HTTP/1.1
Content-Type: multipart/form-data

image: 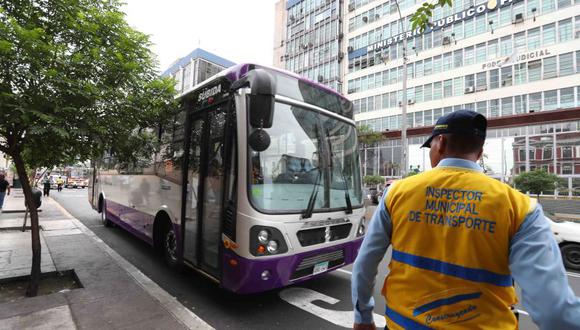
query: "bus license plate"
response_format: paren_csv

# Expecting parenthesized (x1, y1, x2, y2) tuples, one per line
(313, 261, 329, 275)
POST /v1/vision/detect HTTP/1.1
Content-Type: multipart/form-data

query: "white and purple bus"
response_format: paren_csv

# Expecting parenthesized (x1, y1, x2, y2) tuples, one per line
(89, 64, 366, 293)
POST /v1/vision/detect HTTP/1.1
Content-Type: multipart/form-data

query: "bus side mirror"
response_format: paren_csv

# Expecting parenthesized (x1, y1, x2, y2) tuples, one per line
(248, 94, 274, 129)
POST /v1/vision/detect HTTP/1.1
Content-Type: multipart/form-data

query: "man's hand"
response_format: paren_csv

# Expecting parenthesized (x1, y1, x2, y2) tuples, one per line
(353, 323, 376, 330)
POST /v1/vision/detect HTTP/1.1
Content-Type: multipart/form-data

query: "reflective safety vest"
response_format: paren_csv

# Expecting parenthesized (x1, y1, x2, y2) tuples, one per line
(383, 165, 535, 329)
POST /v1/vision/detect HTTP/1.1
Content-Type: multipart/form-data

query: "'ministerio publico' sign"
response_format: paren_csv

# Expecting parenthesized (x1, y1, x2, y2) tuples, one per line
(366, 0, 523, 53)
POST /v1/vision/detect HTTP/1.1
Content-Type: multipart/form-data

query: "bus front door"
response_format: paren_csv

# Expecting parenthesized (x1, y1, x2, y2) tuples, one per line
(183, 106, 227, 278)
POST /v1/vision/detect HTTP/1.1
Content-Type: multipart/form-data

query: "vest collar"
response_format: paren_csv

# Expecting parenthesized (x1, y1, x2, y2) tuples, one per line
(437, 158, 483, 172)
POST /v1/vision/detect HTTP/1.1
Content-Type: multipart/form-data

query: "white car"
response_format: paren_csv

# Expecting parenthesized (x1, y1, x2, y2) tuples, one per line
(548, 217, 580, 271)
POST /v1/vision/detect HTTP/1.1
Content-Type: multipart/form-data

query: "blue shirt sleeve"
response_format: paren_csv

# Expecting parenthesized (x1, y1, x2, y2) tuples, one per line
(509, 204, 580, 329)
(352, 192, 392, 324)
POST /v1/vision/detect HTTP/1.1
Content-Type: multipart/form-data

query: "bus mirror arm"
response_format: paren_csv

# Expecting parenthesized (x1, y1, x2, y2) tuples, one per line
(230, 69, 276, 129)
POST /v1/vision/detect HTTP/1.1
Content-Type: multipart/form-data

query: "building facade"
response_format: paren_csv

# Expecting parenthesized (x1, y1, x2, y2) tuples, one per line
(343, 0, 580, 195)
(275, 0, 346, 91)
(161, 48, 235, 95)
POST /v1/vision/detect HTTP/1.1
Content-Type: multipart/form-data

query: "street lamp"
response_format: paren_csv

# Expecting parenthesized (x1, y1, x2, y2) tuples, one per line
(394, 0, 408, 177)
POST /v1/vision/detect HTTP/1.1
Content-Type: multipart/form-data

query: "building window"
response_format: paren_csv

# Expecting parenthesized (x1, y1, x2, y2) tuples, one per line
(424, 58, 432, 75)
(415, 86, 424, 103)
(543, 56, 557, 79)
(433, 56, 442, 74)
(453, 50, 463, 68)
(501, 66, 513, 87)
(499, 7, 511, 27)
(543, 23, 556, 46)
(558, 0, 572, 10)
(559, 19, 573, 42)
(543, 147, 552, 160)
(514, 63, 526, 85)
(563, 146, 573, 158)
(489, 99, 500, 117)
(489, 69, 499, 89)
(453, 77, 463, 96)
(576, 51, 580, 73)
(559, 52, 574, 76)
(514, 95, 527, 114)
(415, 61, 424, 78)
(443, 52, 453, 71)
(476, 72, 487, 90)
(444, 79, 453, 97)
(544, 90, 558, 110)
(528, 28, 541, 50)
(528, 60, 542, 81)
(519, 148, 526, 161)
(501, 97, 513, 116)
(542, 0, 555, 13)
(500, 36, 512, 56)
(424, 84, 433, 101)
(464, 46, 475, 66)
(528, 0, 540, 17)
(433, 82, 442, 100)
(487, 40, 498, 60)
(476, 101, 487, 116)
(464, 18, 474, 38)
(529, 92, 542, 112)
(476, 43, 486, 63)
(465, 74, 475, 89)
(562, 164, 573, 174)
(560, 87, 575, 108)
(514, 32, 526, 52)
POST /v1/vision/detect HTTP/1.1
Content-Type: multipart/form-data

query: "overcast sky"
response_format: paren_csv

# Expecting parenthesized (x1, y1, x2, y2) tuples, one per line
(122, 0, 278, 72)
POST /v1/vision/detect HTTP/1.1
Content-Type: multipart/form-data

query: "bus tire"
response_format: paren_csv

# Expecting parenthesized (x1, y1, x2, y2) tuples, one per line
(155, 217, 180, 269)
(100, 198, 112, 227)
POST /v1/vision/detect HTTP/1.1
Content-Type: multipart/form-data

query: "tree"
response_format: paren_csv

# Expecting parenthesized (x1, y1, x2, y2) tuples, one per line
(0, 0, 175, 296)
(363, 175, 384, 186)
(357, 125, 384, 149)
(410, 0, 453, 33)
(514, 170, 561, 199)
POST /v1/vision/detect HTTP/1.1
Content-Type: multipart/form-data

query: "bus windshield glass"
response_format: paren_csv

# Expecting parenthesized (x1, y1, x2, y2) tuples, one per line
(249, 102, 363, 213)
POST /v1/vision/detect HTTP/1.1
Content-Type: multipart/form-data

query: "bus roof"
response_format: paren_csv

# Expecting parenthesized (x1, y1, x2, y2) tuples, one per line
(179, 63, 349, 103)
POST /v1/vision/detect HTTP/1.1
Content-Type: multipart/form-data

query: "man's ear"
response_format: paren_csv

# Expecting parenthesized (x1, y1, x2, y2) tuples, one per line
(437, 135, 447, 155)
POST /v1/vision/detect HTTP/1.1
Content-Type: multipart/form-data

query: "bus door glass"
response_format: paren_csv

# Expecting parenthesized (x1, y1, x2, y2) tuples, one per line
(183, 104, 227, 276)
(183, 117, 203, 265)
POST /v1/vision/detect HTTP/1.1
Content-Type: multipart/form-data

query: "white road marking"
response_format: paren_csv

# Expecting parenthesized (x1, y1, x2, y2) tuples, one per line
(336, 268, 352, 275)
(279, 287, 386, 328)
(567, 272, 580, 278)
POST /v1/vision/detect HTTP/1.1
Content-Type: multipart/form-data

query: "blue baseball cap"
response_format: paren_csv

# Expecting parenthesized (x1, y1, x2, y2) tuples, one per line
(421, 110, 487, 148)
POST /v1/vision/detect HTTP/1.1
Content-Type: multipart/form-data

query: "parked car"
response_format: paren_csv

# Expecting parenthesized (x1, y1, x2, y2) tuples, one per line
(368, 187, 379, 205)
(549, 216, 580, 271)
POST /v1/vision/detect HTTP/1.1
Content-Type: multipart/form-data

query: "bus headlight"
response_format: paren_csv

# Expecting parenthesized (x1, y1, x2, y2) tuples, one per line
(250, 226, 288, 256)
(258, 230, 270, 244)
(356, 217, 366, 237)
(266, 240, 278, 253)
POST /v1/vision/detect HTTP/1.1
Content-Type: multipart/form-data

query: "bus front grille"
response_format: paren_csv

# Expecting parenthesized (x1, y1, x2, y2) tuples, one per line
(290, 249, 345, 280)
(297, 227, 326, 246)
(330, 223, 352, 241)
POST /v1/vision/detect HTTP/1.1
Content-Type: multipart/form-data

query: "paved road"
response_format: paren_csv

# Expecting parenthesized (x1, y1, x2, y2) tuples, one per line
(51, 190, 580, 329)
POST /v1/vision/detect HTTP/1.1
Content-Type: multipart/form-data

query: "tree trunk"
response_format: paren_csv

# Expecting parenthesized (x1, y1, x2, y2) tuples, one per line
(12, 152, 41, 297)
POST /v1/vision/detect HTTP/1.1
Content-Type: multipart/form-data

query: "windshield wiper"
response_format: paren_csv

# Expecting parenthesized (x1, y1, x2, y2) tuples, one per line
(326, 128, 353, 214)
(301, 168, 322, 219)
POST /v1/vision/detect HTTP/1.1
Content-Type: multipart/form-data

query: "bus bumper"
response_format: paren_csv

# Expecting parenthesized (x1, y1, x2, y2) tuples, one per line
(221, 237, 364, 294)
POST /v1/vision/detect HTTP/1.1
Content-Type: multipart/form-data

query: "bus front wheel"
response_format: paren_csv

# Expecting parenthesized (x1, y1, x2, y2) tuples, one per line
(162, 224, 179, 269)
(100, 199, 112, 227)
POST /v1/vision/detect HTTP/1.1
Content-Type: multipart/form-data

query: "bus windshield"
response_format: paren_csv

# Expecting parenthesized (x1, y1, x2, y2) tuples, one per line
(249, 101, 363, 214)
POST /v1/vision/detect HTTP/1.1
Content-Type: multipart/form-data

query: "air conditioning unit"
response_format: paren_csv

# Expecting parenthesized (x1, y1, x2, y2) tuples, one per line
(284, 54, 290, 59)
(380, 51, 389, 62)
(442, 36, 451, 45)
(575, 30, 580, 38)
(408, 99, 415, 105)
(375, 14, 381, 20)
(338, 33, 344, 40)
(362, 16, 368, 23)
(348, 3, 355, 11)
(398, 101, 403, 107)
(513, 13, 524, 24)
(465, 86, 475, 93)
(347, 46, 354, 53)
(476, 85, 488, 91)
(338, 51, 345, 60)
(318, 75, 324, 82)
(302, 43, 309, 49)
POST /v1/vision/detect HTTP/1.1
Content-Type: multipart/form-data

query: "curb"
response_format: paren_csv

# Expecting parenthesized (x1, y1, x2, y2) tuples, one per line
(50, 198, 214, 330)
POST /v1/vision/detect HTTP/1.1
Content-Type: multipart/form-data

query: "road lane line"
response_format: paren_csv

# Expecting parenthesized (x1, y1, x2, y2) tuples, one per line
(336, 268, 352, 276)
(279, 287, 386, 328)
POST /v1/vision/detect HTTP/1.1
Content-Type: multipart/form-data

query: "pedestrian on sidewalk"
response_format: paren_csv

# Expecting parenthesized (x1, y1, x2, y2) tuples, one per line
(56, 176, 64, 192)
(352, 110, 580, 330)
(42, 176, 51, 197)
(0, 173, 11, 209)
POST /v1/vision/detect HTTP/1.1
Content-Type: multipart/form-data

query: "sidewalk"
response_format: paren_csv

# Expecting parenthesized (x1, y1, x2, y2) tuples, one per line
(0, 189, 214, 330)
